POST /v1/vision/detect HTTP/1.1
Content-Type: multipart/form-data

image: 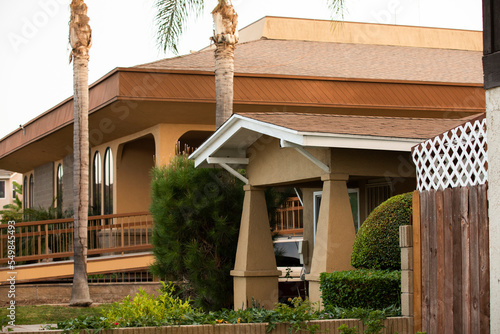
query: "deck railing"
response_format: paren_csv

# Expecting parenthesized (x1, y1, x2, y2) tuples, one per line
(0, 212, 153, 265)
(274, 197, 303, 235)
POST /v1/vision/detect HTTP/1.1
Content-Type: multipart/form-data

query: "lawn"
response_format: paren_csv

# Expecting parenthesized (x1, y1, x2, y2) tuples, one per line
(0, 304, 111, 325)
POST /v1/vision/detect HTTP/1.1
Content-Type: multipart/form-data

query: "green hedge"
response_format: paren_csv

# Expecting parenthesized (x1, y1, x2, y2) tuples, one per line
(351, 192, 412, 270)
(320, 270, 401, 310)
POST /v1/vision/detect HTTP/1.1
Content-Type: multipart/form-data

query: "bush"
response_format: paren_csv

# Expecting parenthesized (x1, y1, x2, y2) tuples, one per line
(150, 154, 245, 311)
(320, 269, 401, 310)
(351, 192, 412, 270)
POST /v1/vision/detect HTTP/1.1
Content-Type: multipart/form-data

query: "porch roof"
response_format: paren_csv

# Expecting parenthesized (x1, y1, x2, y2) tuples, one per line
(190, 112, 479, 168)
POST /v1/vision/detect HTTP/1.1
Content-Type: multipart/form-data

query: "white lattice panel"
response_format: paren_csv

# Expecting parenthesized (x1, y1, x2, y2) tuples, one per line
(412, 118, 487, 191)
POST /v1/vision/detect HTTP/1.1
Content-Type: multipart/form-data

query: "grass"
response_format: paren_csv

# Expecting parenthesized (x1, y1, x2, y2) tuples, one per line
(0, 304, 112, 325)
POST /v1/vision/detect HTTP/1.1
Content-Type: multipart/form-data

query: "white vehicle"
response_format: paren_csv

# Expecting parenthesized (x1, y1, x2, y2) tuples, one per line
(273, 236, 304, 282)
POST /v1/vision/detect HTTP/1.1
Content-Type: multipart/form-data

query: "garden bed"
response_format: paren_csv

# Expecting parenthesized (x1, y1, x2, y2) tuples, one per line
(10, 317, 412, 334)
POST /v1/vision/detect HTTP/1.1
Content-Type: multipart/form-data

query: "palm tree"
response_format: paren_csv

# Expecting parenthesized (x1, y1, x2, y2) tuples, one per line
(154, 0, 344, 129)
(68, 0, 92, 307)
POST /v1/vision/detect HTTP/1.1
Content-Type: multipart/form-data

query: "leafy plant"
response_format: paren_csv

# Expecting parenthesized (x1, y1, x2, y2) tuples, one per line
(266, 297, 320, 334)
(57, 315, 118, 334)
(363, 310, 385, 334)
(103, 282, 195, 327)
(351, 193, 412, 270)
(320, 270, 401, 310)
(338, 324, 359, 334)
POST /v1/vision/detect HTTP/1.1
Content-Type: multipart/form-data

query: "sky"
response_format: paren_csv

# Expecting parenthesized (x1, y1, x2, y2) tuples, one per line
(0, 0, 483, 139)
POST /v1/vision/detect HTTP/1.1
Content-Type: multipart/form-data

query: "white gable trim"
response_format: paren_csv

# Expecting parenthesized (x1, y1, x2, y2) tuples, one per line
(190, 114, 424, 168)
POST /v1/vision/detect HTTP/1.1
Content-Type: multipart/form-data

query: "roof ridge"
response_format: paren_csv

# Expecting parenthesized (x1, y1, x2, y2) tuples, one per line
(238, 112, 478, 122)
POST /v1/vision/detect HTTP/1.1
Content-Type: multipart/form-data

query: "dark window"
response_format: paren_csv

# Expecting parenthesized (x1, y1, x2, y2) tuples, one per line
(29, 174, 34, 208)
(103, 148, 113, 215)
(92, 152, 102, 215)
(274, 241, 301, 267)
(0, 181, 5, 199)
(56, 164, 63, 211)
(23, 176, 28, 208)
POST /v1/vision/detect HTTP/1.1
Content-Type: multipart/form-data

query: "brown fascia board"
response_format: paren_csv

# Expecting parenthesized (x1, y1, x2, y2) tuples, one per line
(0, 67, 484, 164)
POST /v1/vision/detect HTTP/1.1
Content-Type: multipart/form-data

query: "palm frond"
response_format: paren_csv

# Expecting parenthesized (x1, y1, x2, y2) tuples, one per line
(326, 0, 345, 20)
(154, 0, 205, 54)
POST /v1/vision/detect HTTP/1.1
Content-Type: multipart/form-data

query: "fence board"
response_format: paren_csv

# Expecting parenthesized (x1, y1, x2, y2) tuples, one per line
(443, 188, 454, 334)
(420, 190, 430, 329)
(436, 190, 445, 334)
(469, 186, 480, 333)
(451, 188, 463, 334)
(460, 187, 471, 334)
(428, 190, 438, 332)
(412, 190, 422, 332)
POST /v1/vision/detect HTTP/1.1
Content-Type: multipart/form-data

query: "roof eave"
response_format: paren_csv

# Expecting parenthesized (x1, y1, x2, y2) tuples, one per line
(189, 114, 422, 168)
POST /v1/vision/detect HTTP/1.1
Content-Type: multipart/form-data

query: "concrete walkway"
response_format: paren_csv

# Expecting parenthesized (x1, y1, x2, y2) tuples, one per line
(3, 324, 56, 333)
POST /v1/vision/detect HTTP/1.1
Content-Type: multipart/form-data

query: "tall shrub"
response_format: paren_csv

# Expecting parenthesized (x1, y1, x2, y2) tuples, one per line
(351, 192, 412, 270)
(150, 154, 245, 311)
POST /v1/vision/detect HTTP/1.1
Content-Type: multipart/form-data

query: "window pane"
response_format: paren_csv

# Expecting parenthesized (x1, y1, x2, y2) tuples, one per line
(0, 181, 5, 198)
(349, 191, 360, 232)
(93, 152, 102, 215)
(56, 164, 63, 211)
(274, 241, 301, 267)
(104, 148, 113, 215)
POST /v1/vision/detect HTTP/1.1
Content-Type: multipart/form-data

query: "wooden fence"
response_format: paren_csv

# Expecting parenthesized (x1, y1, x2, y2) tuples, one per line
(413, 185, 490, 333)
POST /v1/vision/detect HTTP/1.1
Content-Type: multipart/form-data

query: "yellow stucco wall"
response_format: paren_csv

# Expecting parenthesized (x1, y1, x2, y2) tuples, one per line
(240, 16, 482, 51)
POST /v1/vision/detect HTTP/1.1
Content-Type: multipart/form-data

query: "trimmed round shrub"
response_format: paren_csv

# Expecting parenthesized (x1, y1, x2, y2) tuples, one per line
(351, 192, 412, 270)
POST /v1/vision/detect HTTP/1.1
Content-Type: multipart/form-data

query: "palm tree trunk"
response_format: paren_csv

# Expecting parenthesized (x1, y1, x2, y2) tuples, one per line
(212, 0, 238, 129)
(69, 0, 92, 307)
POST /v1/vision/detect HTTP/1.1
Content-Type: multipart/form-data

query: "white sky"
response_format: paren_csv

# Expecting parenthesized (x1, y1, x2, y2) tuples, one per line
(0, 0, 482, 139)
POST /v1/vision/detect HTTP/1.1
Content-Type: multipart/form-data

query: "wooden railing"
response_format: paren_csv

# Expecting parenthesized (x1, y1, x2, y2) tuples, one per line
(0, 212, 153, 265)
(274, 197, 303, 235)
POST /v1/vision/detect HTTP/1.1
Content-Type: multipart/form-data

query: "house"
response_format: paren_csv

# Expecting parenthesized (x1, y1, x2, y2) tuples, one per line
(0, 170, 22, 217)
(0, 17, 484, 305)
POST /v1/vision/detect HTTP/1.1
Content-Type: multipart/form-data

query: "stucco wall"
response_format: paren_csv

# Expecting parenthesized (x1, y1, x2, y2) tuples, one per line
(246, 137, 328, 186)
(33, 162, 54, 210)
(116, 136, 155, 213)
(487, 87, 500, 332)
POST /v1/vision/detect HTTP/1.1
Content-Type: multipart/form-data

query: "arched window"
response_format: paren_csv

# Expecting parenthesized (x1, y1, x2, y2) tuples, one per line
(23, 176, 28, 209)
(92, 152, 102, 215)
(103, 148, 113, 215)
(29, 174, 34, 209)
(56, 164, 63, 213)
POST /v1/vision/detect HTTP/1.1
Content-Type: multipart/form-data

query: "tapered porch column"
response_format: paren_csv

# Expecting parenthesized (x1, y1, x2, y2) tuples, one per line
(231, 185, 281, 310)
(306, 173, 356, 306)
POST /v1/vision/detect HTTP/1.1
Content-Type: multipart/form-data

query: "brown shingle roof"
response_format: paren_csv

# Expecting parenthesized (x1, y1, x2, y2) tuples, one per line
(238, 112, 478, 140)
(136, 39, 483, 84)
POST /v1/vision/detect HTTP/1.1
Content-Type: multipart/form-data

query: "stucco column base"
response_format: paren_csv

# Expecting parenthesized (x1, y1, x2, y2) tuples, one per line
(306, 277, 322, 309)
(232, 271, 281, 310)
(232, 185, 280, 310)
(306, 173, 356, 306)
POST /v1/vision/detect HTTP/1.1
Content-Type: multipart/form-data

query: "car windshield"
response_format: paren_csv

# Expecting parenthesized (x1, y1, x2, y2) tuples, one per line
(274, 241, 301, 267)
